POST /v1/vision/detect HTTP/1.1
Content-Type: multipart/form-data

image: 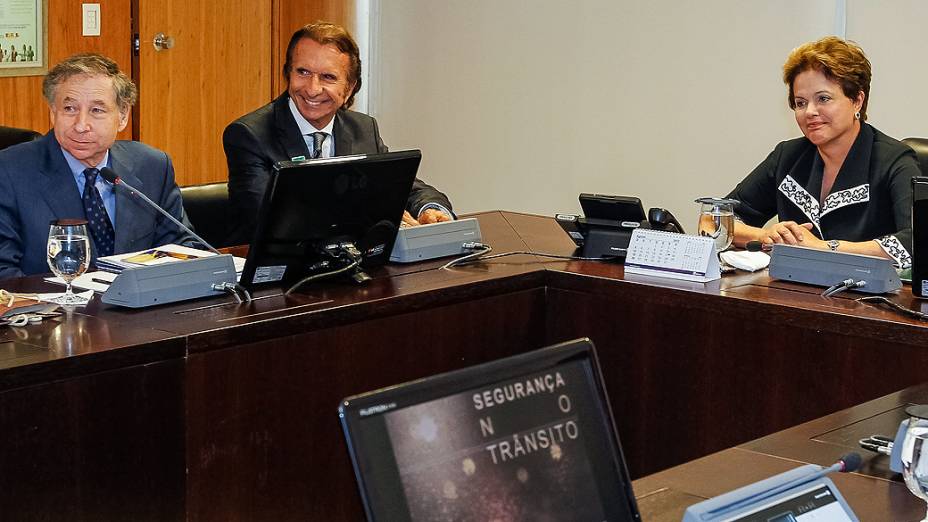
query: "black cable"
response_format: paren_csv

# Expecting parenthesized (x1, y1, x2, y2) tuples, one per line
(443, 249, 611, 269)
(285, 259, 360, 295)
(822, 279, 853, 297)
(213, 282, 243, 304)
(440, 244, 493, 270)
(822, 279, 866, 297)
(210, 281, 253, 304)
(857, 295, 928, 320)
(232, 282, 252, 303)
(479, 251, 611, 262)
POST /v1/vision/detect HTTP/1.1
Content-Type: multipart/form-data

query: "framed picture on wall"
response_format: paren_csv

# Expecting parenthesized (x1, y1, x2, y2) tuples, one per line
(0, 0, 47, 77)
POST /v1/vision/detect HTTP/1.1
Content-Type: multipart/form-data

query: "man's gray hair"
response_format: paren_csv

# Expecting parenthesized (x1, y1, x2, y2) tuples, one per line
(42, 53, 137, 112)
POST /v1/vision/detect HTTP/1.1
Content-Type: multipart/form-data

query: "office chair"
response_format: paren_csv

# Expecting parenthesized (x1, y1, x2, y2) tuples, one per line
(0, 126, 41, 150)
(903, 137, 928, 175)
(179, 182, 233, 248)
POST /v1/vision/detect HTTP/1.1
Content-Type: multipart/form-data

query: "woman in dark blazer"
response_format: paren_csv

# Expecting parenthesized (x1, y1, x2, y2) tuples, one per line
(727, 36, 919, 267)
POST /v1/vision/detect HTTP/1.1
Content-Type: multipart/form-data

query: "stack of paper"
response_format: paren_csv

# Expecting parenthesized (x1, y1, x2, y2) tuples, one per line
(96, 244, 245, 273)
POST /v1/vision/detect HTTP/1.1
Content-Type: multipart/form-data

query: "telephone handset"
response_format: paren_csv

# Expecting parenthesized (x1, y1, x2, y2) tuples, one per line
(647, 207, 686, 234)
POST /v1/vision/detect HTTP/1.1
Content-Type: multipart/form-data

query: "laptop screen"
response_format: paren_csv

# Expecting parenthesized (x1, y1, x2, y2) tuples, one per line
(339, 339, 642, 522)
(239, 150, 420, 288)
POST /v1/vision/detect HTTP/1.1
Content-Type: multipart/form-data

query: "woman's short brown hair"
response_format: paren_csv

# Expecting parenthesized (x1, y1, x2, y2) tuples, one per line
(782, 36, 871, 121)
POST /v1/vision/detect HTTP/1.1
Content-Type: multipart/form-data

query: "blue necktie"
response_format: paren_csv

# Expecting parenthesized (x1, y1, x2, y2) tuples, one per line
(82, 168, 115, 257)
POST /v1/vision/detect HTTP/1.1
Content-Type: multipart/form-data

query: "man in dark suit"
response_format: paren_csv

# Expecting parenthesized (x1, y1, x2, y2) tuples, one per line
(0, 53, 193, 279)
(223, 21, 453, 246)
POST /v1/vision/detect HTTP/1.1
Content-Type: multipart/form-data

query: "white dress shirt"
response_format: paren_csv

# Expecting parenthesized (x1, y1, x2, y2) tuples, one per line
(288, 98, 334, 159)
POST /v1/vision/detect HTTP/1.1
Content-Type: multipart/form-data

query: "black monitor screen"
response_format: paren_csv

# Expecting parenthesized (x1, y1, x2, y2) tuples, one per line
(239, 150, 420, 288)
(339, 339, 641, 522)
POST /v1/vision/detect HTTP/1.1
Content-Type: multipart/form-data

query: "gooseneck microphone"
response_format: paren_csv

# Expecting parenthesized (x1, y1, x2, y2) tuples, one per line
(706, 453, 862, 517)
(99, 167, 221, 255)
(745, 240, 773, 252)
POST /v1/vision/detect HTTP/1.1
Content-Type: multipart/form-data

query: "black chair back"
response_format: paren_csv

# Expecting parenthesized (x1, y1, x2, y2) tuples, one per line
(903, 137, 928, 176)
(0, 126, 41, 150)
(180, 182, 233, 248)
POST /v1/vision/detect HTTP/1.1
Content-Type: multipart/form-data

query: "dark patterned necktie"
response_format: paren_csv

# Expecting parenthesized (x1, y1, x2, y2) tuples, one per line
(82, 168, 115, 257)
(310, 132, 327, 159)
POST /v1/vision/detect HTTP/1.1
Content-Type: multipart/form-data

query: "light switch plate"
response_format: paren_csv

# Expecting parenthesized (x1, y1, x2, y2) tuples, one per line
(82, 4, 101, 37)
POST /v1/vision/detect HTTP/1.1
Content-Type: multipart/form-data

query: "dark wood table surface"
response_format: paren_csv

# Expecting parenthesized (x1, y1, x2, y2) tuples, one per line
(634, 383, 928, 521)
(2, 210, 927, 520)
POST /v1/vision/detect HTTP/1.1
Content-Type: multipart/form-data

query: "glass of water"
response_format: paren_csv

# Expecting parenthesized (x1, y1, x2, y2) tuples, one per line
(902, 404, 928, 522)
(47, 219, 91, 306)
(695, 197, 737, 253)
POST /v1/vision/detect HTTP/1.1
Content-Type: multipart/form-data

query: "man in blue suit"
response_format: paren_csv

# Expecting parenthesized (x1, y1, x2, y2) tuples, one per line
(0, 53, 193, 279)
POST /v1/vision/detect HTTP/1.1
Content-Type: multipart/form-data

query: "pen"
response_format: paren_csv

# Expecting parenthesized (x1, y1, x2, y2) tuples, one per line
(91, 278, 113, 285)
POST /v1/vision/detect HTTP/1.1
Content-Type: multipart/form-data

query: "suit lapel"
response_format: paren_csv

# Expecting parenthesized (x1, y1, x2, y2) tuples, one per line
(274, 94, 311, 160)
(333, 111, 353, 156)
(109, 144, 146, 253)
(820, 124, 873, 219)
(828, 123, 872, 194)
(36, 133, 85, 221)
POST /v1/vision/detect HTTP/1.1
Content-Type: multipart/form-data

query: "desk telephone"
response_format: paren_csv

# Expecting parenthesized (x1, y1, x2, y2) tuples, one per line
(556, 193, 684, 260)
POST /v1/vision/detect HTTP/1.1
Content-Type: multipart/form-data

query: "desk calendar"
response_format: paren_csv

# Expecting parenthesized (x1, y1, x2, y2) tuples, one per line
(624, 229, 720, 283)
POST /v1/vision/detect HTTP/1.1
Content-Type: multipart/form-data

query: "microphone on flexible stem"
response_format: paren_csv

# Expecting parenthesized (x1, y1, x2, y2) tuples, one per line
(706, 453, 862, 517)
(99, 167, 221, 255)
(745, 240, 773, 253)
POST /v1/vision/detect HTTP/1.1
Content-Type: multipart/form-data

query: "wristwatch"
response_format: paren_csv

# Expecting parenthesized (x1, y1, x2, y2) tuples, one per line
(827, 239, 840, 251)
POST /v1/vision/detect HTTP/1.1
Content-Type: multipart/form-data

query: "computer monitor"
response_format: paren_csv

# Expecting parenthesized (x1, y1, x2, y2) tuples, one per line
(339, 338, 642, 522)
(239, 150, 421, 288)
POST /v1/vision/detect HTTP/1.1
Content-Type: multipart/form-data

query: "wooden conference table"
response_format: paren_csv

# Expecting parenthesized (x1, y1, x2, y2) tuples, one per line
(2, 211, 928, 520)
(635, 382, 928, 520)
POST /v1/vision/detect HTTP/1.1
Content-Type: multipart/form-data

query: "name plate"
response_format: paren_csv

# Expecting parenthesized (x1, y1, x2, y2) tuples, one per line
(624, 229, 720, 283)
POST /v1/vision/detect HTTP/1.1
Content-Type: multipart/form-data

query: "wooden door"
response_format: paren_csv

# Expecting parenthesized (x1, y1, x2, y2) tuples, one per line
(272, 1, 355, 96)
(137, 0, 273, 186)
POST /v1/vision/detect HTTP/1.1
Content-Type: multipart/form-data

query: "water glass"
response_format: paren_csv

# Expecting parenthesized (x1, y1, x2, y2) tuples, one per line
(695, 197, 737, 253)
(902, 405, 928, 522)
(47, 219, 91, 306)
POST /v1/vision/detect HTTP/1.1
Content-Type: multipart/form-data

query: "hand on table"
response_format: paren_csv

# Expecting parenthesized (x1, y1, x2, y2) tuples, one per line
(758, 221, 815, 246)
(400, 209, 454, 227)
(417, 208, 453, 224)
(400, 211, 420, 228)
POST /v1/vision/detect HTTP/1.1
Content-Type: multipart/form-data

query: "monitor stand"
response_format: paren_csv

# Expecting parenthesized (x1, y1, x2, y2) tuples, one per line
(286, 241, 372, 294)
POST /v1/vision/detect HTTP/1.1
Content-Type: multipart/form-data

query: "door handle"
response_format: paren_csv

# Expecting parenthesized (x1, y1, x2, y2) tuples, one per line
(152, 33, 175, 51)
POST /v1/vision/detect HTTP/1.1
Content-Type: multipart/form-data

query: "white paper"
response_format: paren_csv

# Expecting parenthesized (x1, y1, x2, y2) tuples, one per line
(37, 290, 94, 304)
(44, 270, 117, 293)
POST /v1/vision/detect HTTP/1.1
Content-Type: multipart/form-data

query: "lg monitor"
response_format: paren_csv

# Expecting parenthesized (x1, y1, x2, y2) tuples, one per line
(239, 150, 421, 289)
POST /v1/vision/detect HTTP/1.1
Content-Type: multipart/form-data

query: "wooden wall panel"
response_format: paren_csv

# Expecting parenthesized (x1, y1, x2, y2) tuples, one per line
(272, 0, 355, 96)
(137, 0, 273, 186)
(0, 0, 354, 185)
(0, 0, 132, 139)
(0, 358, 185, 520)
